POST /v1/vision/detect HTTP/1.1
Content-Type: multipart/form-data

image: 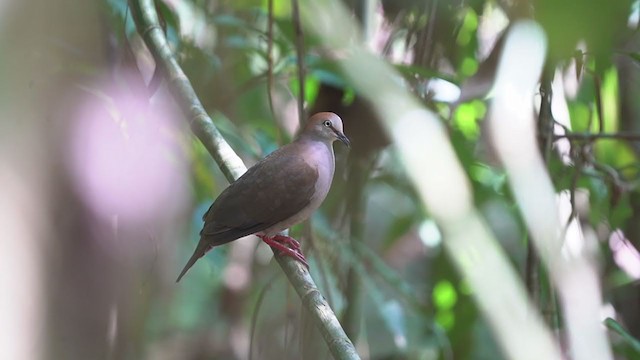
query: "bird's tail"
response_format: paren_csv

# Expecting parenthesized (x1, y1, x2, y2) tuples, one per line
(175, 243, 207, 282)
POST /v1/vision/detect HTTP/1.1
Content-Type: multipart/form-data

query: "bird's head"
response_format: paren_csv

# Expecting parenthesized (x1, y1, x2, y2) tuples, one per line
(303, 112, 351, 147)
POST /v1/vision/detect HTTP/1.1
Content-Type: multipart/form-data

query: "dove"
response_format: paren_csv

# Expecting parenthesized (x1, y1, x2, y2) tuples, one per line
(177, 112, 350, 282)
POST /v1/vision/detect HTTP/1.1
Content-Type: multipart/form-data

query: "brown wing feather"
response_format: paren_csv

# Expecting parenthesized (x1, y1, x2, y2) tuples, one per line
(200, 144, 318, 246)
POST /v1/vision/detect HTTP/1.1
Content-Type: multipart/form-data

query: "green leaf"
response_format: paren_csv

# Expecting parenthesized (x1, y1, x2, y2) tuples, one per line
(435, 310, 456, 330)
(433, 280, 458, 310)
(604, 317, 640, 355)
(453, 100, 486, 140)
(569, 102, 591, 132)
(594, 139, 638, 171)
(610, 195, 632, 229)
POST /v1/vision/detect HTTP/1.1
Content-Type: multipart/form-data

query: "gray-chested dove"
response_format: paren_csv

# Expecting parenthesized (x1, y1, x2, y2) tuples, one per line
(176, 112, 350, 282)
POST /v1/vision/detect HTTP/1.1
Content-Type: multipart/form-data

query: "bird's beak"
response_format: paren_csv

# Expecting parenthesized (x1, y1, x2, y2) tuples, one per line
(336, 132, 351, 147)
(328, 124, 351, 147)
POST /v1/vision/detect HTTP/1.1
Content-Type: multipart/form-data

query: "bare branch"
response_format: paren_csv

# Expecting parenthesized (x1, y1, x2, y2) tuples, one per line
(555, 132, 640, 141)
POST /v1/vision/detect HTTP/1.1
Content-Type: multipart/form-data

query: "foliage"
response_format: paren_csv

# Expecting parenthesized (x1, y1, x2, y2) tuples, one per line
(3, 0, 640, 359)
(105, 0, 640, 358)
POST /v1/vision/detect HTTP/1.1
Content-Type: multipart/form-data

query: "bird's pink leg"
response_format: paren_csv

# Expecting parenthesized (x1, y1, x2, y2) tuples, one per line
(257, 235, 309, 269)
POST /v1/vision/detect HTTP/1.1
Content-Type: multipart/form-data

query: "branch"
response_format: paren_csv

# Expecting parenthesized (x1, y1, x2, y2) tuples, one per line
(534, 67, 560, 330)
(128, 1, 359, 359)
(128, 1, 245, 181)
(594, 75, 605, 133)
(555, 132, 640, 141)
(266, 0, 277, 125)
(291, 0, 307, 124)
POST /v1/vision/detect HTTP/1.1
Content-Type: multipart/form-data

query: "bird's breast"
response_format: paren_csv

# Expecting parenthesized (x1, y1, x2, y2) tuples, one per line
(304, 142, 335, 206)
(261, 142, 335, 237)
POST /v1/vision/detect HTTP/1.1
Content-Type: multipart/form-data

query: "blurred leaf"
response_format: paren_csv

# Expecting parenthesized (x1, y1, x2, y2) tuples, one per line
(213, 13, 249, 28)
(620, 51, 640, 66)
(224, 34, 255, 49)
(453, 101, 485, 140)
(213, 112, 265, 158)
(470, 164, 507, 194)
(274, 17, 322, 48)
(537, 0, 632, 66)
(156, 0, 181, 36)
(393, 64, 458, 84)
(304, 74, 320, 105)
(380, 300, 408, 350)
(460, 57, 479, 77)
(435, 310, 455, 330)
(569, 102, 591, 132)
(595, 140, 637, 171)
(383, 214, 417, 249)
(604, 317, 640, 355)
(456, 8, 479, 47)
(270, 0, 292, 18)
(601, 66, 619, 132)
(180, 41, 221, 84)
(433, 280, 458, 310)
(307, 56, 349, 88)
(611, 195, 632, 229)
(191, 138, 217, 200)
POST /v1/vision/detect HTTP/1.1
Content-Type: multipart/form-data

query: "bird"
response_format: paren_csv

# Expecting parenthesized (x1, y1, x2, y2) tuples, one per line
(176, 112, 350, 282)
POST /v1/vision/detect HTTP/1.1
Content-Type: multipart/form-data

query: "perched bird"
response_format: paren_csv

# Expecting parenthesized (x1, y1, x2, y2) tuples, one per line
(177, 112, 350, 282)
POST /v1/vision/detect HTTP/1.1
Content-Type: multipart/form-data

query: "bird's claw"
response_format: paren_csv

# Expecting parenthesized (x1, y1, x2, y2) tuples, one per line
(273, 235, 301, 250)
(258, 235, 309, 269)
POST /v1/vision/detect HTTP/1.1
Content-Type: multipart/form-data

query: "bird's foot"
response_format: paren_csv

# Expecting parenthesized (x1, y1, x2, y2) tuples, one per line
(258, 235, 309, 269)
(272, 235, 301, 251)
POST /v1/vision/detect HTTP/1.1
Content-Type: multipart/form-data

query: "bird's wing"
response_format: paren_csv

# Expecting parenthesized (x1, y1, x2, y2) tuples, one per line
(200, 145, 318, 246)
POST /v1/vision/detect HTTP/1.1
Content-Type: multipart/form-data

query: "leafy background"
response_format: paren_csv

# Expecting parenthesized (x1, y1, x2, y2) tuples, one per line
(2, 0, 640, 359)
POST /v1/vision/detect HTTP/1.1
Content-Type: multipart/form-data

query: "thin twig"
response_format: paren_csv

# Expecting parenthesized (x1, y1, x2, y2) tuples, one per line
(528, 72, 547, 304)
(302, 222, 335, 308)
(539, 71, 555, 161)
(424, 0, 438, 68)
(559, 145, 583, 245)
(594, 75, 605, 133)
(266, 0, 278, 132)
(533, 67, 560, 331)
(249, 274, 277, 360)
(565, 158, 582, 230)
(291, 0, 306, 125)
(552, 118, 571, 134)
(524, 236, 540, 310)
(555, 132, 640, 141)
(587, 152, 628, 190)
(381, 9, 406, 57)
(315, 248, 335, 309)
(347, 240, 427, 312)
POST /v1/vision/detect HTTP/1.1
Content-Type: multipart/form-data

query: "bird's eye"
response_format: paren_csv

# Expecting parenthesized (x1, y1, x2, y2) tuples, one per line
(323, 120, 332, 127)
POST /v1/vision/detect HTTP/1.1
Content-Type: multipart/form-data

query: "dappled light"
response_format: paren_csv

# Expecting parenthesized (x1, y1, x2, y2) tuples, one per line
(67, 78, 188, 223)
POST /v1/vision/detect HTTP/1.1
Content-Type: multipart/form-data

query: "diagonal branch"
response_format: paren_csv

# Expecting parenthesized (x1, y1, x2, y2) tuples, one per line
(128, 1, 359, 359)
(128, 1, 245, 181)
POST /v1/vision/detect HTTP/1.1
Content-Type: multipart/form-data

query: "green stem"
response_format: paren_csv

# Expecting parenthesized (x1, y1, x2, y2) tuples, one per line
(532, 66, 560, 331)
(604, 317, 640, 354)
